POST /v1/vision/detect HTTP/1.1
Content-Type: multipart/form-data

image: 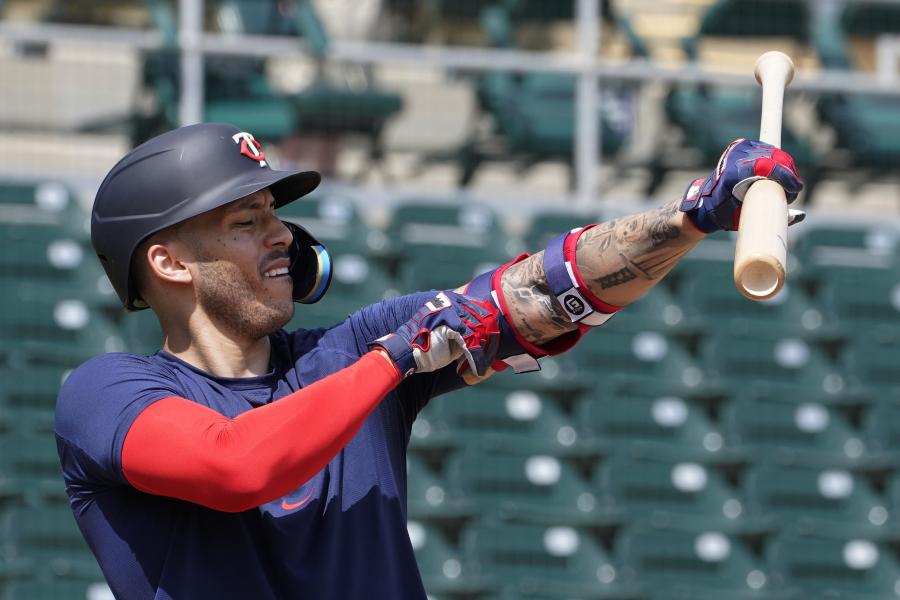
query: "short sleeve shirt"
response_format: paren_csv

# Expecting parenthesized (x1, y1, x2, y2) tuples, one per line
(55, 292, 465, 600)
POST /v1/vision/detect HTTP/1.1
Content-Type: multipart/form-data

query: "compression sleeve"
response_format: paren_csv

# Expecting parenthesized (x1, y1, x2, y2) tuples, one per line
(121, 351, 401, 513)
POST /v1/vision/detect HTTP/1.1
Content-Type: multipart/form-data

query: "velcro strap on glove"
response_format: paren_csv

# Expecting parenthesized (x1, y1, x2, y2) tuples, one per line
(542, 225, 622, 326)
(465, 254, 586, 374)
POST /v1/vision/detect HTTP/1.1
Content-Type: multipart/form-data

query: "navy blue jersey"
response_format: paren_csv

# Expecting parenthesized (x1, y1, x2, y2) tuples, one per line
(55, 292, 465, 600)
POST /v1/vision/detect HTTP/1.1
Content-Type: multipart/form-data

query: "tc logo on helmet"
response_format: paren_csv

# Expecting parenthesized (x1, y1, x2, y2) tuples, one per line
(232, 132, 267, 167)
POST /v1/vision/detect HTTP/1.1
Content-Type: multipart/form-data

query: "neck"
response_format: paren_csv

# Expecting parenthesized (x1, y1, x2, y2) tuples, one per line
(161, 311, 273, 378)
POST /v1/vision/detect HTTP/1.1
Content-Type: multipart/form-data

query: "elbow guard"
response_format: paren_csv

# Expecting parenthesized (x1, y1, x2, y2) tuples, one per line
(542, 224, 622, 327)
(464, 253, 583, 374)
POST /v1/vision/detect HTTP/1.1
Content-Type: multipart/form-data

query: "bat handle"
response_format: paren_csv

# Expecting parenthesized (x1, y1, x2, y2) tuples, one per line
(734, 51, 794, 301)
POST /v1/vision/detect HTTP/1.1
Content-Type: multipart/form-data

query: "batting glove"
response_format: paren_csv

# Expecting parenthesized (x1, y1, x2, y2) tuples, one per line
(680, 138, 806, 233)
(370, 291, 501, 379)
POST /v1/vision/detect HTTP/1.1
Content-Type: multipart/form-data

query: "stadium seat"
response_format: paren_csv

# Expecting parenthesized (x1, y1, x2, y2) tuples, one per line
(1, 580, 113, 600)
(444, 450, 615, 527)
(0, 180, 81, 221)
(522, 210, 604, 252)
(593, 455, 760, 534)
(2, 507, 102, 582)
(616, 523, 776, 600)
(842, 334, 900, 399)
(277, 191, 388, 258)
(722, 394, 872, 470)
(285, 255, 400, 330)
(0, 283, 124, 361)
(766, 531, 900, 599)
(699, 332, 847, 400)
(419, 387, 594, 459)
(432, 0, 646, 188)
(678, 278, 833, 340)
(0, 221, 116, 309)
(406, 455, 473, 524)
(861, 403, 900, 469)
(569, 329, 706, 398)
(603, 286, 692, 338)
(0, 432, 68, 507)
(462, 518, 641, 599)
(791, 222, 899, 283)
(816, 264, 900, 337)
(575, 392, 735, 464)
(387, 201, 510, 256)
(407, 520, 493, 596)
(742, 464, 891, 539)
(0, 364, 74, 411)
(812, 0, 900, 174)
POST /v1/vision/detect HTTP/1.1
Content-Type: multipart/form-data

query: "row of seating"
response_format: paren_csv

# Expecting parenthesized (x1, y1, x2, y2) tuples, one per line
(412, 516, 900, 600)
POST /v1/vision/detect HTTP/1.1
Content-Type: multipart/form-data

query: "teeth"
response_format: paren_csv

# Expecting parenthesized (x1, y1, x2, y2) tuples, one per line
(264, 267, 289, 277)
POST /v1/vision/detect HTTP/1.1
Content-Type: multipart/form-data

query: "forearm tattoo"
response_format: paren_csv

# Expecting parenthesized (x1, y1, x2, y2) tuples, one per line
(501, 198, 702, 345)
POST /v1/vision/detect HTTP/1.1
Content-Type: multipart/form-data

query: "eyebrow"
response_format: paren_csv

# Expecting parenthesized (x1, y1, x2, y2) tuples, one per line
(225, 196, 276, 213)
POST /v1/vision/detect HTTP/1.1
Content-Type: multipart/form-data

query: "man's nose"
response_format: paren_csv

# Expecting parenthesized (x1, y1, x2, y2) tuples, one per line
(266, 218, 294, 248)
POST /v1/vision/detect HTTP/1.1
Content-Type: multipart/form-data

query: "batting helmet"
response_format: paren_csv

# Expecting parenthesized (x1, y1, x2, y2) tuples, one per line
(91, 122, 332, 311)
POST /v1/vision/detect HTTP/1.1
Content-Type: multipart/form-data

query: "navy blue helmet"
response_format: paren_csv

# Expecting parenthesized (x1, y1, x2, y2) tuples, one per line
(91, 123, 332, 310)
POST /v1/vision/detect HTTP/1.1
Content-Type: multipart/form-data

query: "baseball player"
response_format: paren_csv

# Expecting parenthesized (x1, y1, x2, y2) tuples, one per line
(55, 123, 803, 599)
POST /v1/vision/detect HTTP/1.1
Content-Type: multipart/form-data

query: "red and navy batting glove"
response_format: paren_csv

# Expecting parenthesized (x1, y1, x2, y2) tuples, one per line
(679, 138, 805, 233)
(369, 291, 500, 379)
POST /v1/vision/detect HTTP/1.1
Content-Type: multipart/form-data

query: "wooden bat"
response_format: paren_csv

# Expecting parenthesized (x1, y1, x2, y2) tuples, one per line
(733, 51, 795, 301)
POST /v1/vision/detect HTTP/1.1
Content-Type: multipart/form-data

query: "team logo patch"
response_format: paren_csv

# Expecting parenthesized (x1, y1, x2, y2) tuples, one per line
(563, 293, 586, 316)
(232, 132, 267, 167)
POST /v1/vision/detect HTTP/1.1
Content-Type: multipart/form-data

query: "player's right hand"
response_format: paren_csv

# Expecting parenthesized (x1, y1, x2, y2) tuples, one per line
(369, 291, 500, 379)
(679, 138, 805, 233)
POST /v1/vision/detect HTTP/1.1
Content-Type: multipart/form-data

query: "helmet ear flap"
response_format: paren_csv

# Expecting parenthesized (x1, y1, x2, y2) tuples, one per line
(283, 220, 332, 304)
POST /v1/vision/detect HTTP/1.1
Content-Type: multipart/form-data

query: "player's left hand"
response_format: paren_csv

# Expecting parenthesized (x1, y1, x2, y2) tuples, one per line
(370, 291, 500, 379)
(679, 138, 805, 233)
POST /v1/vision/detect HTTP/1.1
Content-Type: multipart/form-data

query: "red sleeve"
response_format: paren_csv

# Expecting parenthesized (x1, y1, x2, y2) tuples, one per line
(121, 351, 401, 512)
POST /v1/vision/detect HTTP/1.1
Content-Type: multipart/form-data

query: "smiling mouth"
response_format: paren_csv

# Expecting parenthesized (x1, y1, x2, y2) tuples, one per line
(263, 267, 290, 278)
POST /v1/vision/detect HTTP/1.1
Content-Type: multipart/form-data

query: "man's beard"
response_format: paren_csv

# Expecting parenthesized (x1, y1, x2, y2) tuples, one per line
(195, 260, 294, 340)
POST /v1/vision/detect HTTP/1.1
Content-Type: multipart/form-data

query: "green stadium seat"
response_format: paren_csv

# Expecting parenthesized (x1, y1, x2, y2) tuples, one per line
(444, 450, 615, 527)
(699, 333, 847, 400)
(407, 520, 494, 597)
(0, 433, 68, 507)
(0, 221, 116, 309)
(387, 201, 510, 255)
(2, 507, 102, 582)
(0, 364, 74, 411)
(593, 455, 762, 535)
(861, 403, 900, 469)
(819, 266, 900, 339)
(603, 286, 692, 338)
(398, 251, 502, 295)
(276, 191, 388, 258)
(722, 394, 873, 470)
(419, 387, 594, 459)
(791, 222, 899, 282)
(462, 518, 641, 599)
(812, 0, 900, 179)
(575, 392, 735, 464)
(569, 330, 706, 398)
(406, 455, 473, 523)
(842, 334, 900, 399)
(522, 211, 604, 252)
(616, 523, 775, 599)
(285, 256, 400, 330)
(766, 532, 900, 599)
(0, 180, 81, 220)
(0, 283, 124, 361)
(678, 277, 832, 340)
(742, 464, 890, 539)
(1, 580, 112, 600)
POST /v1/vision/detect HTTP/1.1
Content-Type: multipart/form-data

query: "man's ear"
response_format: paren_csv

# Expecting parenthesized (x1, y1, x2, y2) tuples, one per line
(146, 241, 194, 286)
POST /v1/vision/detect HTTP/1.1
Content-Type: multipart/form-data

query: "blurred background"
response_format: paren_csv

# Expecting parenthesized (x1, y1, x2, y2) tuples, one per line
(2, 0, 900, 598)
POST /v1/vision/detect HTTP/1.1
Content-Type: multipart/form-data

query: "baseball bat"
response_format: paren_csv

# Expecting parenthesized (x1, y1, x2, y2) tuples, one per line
(733, 51, 795, 301)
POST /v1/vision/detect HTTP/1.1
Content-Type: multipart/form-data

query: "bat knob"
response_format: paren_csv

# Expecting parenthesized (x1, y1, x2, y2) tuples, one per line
(754, 51, 795, 87)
